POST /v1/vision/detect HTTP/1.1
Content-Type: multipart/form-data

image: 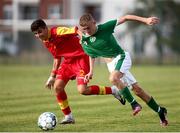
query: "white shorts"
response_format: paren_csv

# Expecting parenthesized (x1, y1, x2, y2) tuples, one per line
(107, 52, 137, 88)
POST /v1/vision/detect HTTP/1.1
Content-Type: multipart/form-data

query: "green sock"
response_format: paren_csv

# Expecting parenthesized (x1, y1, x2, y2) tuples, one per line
(119, 86, 136, 104)
(147, 97, 160, 113)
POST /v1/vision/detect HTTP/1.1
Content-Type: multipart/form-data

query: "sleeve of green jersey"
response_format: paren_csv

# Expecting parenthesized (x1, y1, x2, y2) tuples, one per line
(100, 19, 117, 33)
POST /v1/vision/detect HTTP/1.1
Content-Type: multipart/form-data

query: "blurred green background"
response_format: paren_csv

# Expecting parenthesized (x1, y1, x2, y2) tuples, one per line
(0, 0, 180, 65)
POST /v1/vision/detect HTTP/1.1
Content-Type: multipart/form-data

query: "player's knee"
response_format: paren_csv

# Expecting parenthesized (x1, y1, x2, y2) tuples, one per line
(77, 85, 88, 95)
(109, 76, 119, 85)
(54, 85, 64, 94)
(77, 87, 85, 94)
(109, 71, 123, 85)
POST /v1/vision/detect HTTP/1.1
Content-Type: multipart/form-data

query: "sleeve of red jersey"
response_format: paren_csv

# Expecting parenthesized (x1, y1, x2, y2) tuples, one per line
(55, 26, 78, 36)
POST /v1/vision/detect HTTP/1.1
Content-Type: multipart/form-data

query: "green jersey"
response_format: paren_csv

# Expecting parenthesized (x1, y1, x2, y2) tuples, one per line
(81, 19, 125, 58)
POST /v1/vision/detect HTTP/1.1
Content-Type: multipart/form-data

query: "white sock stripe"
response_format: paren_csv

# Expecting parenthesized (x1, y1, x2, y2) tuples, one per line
(158, 107, 161, 113)
(130, 99, 135, 104)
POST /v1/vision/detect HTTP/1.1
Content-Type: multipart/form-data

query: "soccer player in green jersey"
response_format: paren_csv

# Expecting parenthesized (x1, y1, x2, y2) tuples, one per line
(78, 13, 168, 126)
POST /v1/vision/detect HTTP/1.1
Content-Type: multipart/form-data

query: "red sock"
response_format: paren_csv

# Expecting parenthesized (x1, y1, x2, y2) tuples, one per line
(56, 91, 71, 115)
(89, 85, 112, 95)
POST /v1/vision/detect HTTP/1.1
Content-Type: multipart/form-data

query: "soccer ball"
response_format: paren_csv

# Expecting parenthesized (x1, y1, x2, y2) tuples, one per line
(38, 112, 57, 131)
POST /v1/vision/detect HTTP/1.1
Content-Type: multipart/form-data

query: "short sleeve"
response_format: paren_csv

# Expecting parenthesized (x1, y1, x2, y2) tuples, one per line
(51, 27, 77, 36)
(98, 19, 117, 33)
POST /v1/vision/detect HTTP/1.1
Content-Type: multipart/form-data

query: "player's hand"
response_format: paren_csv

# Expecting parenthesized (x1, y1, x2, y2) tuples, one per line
(84, 72, 93, 83)
(146, 17, 159, 25)
(45, 76, 55, 89)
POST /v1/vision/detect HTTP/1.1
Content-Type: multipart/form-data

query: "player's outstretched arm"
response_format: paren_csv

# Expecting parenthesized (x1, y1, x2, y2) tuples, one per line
(45, 58, 61, 89)
(84, 57, 95, 82)
(50, 58, 61, 78)
(117, 15, 159, 26)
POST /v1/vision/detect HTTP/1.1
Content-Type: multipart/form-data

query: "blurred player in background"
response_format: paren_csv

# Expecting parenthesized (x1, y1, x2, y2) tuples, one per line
(31, 19, 125, 124)
(78, 13, 168, 126)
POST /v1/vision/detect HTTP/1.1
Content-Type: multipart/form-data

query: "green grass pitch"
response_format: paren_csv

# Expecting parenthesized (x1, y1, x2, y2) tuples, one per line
(0, 64, 180, 132)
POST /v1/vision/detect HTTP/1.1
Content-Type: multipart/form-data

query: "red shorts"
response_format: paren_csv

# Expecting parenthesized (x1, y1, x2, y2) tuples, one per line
(56, 54, 89, 85)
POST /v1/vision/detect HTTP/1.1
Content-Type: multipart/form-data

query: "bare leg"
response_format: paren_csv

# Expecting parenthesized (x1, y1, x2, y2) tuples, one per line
(132, 83, 168, 126)
(132, 83, 151, 103)
(109, 71, 142, 115)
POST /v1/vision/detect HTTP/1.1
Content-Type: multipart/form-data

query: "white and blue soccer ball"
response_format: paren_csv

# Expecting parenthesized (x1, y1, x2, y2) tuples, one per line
(38, 112, 57, 131)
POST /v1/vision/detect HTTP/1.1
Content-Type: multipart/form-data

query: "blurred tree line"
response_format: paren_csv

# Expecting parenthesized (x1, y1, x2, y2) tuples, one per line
(127, 0, 180, 64)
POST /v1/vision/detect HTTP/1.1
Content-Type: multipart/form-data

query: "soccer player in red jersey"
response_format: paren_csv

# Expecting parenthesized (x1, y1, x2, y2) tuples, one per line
(31, 19, 125, 124)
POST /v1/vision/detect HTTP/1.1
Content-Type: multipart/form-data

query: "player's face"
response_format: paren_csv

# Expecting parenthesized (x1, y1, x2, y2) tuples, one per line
(33, 27, 48, 41)
(80, 21, 97, 36)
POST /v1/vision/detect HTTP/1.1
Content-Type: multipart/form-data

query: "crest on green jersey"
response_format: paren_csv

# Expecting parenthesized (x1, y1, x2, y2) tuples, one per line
(90, 37, 96, 42)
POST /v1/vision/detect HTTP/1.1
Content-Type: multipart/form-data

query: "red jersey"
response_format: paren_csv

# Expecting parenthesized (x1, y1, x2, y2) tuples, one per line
(43, 26, 86, 59)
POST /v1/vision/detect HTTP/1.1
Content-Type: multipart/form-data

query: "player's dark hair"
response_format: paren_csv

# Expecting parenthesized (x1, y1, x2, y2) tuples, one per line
(31, 19, 47, 32)
(79, 13, 94, 26)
